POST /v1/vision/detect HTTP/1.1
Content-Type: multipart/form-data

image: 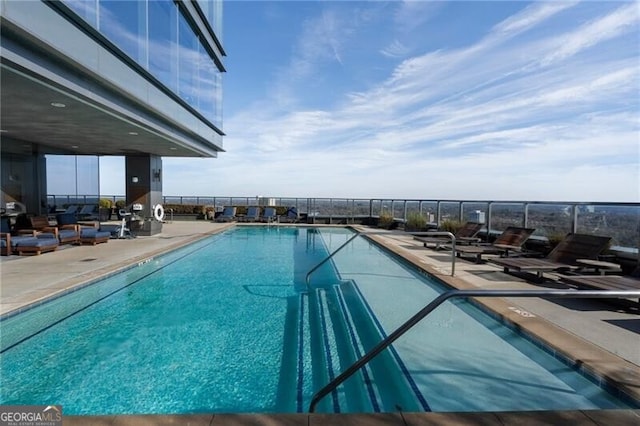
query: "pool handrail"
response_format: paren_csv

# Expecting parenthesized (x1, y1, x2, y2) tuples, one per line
(305, 231, 457, 291)
(308, 288, 640, 413)
(409, 231, 456, 275)
(305, 232, 361, 290)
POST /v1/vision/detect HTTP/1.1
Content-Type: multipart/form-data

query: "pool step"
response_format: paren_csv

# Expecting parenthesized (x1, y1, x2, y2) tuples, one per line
(339, 280, 427, 412)
(302, 282, 425, 413)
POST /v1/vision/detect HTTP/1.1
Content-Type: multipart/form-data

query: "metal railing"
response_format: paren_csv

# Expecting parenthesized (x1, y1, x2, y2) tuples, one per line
(305, 232, 361, 289)
(308, 288, 640, 413)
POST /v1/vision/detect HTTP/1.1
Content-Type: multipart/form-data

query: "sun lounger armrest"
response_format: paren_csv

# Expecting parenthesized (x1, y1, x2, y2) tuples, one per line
(60, 224, 80, 232)
(493, 244, 522, 251)
(16, 229, 38, 236)
(79, 222, 99, 229)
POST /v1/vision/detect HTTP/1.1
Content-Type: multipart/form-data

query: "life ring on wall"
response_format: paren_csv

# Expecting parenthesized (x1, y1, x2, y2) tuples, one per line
(153, 204, 165, 222)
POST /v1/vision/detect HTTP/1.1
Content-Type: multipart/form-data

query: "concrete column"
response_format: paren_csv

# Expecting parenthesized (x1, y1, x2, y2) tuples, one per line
(125, 154, 163, 236)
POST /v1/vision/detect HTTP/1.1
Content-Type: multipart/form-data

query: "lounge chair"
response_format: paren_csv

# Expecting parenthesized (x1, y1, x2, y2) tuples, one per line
(56, 213, 110, 245)
(77, 204, 99, 220)
(413, 222, 483, 250)
(216, 206, 237, 222)
(0, 217, 58, 255)
(489, 233, 612, 281)
(560, 267, 640, 304)
(62, 205, 79, 215)
(260, 207, 277, 223)
(279, 206, 299, 223)
(240, 206, 261, 222)
(451, 226, 535, 263)
(18, 215, 80, 245)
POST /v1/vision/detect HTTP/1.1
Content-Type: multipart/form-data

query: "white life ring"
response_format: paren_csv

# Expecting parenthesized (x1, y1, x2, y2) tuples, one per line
(153, 204, 165, 221)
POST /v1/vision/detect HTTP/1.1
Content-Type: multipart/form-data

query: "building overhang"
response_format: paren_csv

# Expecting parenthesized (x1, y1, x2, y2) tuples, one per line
(0, 4, 224, 159)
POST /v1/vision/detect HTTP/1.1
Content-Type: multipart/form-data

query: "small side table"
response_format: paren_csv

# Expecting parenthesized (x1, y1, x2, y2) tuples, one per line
(575, 259, 622, 275)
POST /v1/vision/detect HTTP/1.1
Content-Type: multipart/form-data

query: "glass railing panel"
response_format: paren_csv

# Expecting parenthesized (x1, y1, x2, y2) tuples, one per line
(392, 201, 405, 220)
(330, 199, 350, 218)
(371, 200, 382, 216)
(461, 202, 489, 225)
(230, 198, 249, 207)
(279, 198, 299, 209)
(490, 203, 525, 232)
(418, 202, 437, 223)
(439, 202, 461, 222)
(194, 197, 215, 206)
(576, 204, 639, 249)
(353, 199, 370, 217)
(215, 197, 231, 208)
(527, 203, 572, 237)
(405, 201, 421, 217)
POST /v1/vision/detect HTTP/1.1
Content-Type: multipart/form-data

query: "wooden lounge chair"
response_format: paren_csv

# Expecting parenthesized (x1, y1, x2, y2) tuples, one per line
(489, 233, 612, 281)
(2, 216, 59, 255)
(413, 222, 483, 250)
(452, 226, 535, 263)
(560, 268, 640, 304)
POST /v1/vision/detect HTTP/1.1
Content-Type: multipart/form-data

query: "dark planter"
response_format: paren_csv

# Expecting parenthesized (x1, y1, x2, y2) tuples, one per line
(99, 207, 112, 221)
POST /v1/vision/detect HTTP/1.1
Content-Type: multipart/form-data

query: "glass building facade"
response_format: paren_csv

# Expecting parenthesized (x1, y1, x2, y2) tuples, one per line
(61, 0, 223, 128)
(0, 0, 224, 221)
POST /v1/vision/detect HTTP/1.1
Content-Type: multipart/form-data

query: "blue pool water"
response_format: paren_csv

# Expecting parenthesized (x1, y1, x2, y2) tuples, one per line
(0, 227, 635, 414)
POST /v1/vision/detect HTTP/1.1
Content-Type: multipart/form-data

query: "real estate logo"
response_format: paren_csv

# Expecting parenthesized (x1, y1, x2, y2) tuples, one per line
(0, 405, 62, 426)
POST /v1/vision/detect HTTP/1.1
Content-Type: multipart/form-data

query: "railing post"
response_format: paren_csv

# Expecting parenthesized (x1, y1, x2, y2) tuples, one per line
(487, 202, 493, 238)
(523, 203, 529, 228)
(571, 204, 578, 234)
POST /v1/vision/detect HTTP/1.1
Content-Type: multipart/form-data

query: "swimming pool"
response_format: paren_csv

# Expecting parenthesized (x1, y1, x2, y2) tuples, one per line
(0, 227, 635, 414)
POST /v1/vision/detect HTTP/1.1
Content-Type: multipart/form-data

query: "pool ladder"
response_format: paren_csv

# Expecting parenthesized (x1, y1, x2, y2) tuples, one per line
(308, 288, 640, 413)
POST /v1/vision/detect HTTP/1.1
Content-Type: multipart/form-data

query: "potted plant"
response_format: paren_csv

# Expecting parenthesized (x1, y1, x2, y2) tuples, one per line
(405, 212, 428, 232)
(378, 212, 395, 229)
(98, 198, 113, 221)
(440, 219, 464, 235)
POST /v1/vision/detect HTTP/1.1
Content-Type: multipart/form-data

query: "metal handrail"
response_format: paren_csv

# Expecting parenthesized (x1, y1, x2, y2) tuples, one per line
(308, 288, 640, 412)
(411, 231, 456, 276)
(305, 232, 361, 289)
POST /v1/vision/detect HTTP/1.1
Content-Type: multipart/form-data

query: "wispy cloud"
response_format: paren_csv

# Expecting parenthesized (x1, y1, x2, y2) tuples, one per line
(380, 39, 411, 58)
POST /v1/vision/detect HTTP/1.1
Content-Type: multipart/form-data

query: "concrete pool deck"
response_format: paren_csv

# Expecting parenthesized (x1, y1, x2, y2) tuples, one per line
(1, 221, 638, 425)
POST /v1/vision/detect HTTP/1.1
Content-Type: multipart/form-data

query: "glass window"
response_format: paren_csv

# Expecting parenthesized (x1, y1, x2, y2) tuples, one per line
(46, 155, 99, 197)
(148, 0, 178, 93)
(215, 72, 223, 127)
(99, 0, 148, 67)
(195, 0, 223, 43)
(178, 11, 199, 107)
(197, 43, 214, 121)
(62, 0, 98, 27)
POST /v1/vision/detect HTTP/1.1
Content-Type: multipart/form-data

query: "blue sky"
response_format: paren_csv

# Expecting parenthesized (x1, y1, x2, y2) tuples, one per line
(96, 1, 639, 201)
